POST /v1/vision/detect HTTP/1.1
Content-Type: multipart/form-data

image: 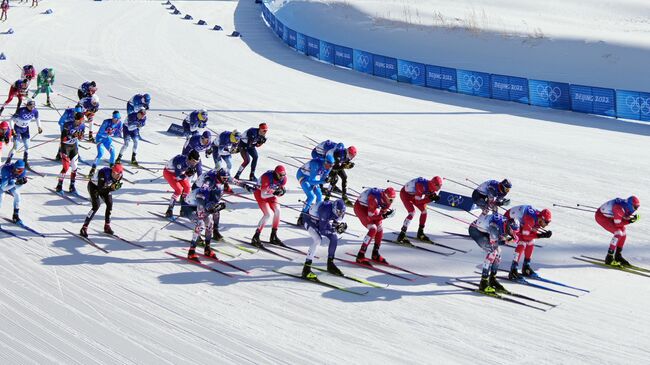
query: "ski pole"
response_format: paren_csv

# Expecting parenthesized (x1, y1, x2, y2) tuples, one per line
(48, 99, 62, 117)
(577, 203, 599, 210)
(465, 177, 479, 186)
(56, 93, 77, 103)
(427, 206, 473, 225)
(552, 203, 595, 213)
(386, 179, 404, 186)
(302, 134, 319, 145)
(158, 113, 183, 121)
(445, 177, 474, 190)
(282, 140, 311, 150)
(267, 155, 300, 169)
(61, 83, 77, 90)
(108, 95, 127, 102)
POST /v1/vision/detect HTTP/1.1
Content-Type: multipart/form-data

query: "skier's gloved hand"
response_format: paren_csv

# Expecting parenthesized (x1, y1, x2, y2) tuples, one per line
(629, 214, 639, 223)
(428, 193, 440, 202)
(111, 180, 123, 191)
(382, 209, 395, 219)
(15, 177, 27, 186)
(343, 162, 355, 169)
(38, 127, 43, 134)
(205, 148, 213, 157)
(335, 222, 348, 234)
(537, 230, 552, 238)
(497, 198, 510, 207)
(185, 167, 196, 178)
(243, 184, 256, 193)
(273, 186, 286, 197)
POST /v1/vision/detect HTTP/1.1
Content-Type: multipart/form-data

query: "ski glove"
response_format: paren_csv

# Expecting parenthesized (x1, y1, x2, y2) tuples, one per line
(537, 230, 552, 238)
(382, 209, 395, 219)
(629, 214, 639, 223)
(427, 193, 440, 202)
(273, 186, 286, 196)
(335, 222, 348, 234)
(15, 177, 27, 186)
(496, 198, 510, 207)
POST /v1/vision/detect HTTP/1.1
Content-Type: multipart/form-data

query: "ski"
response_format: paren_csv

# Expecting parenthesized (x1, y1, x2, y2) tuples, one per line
(383, 238, 455, 256)
(446, 281, 547, 312)
(455, 278, 557, 307)
(256, 238, 310, 256)
(68, 190, 89, 201)
(443, 231, 470, 238)
(27, 166, 45, 177)
(345, 252, 428, 278)
(165, 251, 232, 277)
(573, 256, 650, 278)
(334, 256, 414, 281)
(63, 228, 109, 253)
(101, 232, 145, 248)
(0, 224, 29, 241)
(181, 248, 250, 274)
(139, 137, 159, 146)
(478, 271, 579, 298)
(310, 265, 388, 288)
(273, 269, 368, 296)
(497, 268, 590, 293)
(397, 232, 469, 253)
(2, 218, 45, 237)
(149, 211, 195, 230)
(46, 187, 85, 205)
(230, 237, 293, 261)
(580, 255, 650, 273)
(170, 235, 240, 258)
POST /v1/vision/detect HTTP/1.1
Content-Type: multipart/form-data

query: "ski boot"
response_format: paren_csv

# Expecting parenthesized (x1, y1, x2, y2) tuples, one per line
(87, 131, 95, 143)
(395, 229, 411, 245)
(251, 230, 263, 248)
(130, 153, 139, 167)
(416, 225, 431, 242)
(104, 223, 114, 235)
(164, 206, 174, 218)
(327, 257, 343, 276)
(79, 225, 89, 238)
(45, 98, 51, 107)
(615, 247, 630, 267)
(521, 259, 537, 277)
(371, 249, 388, 264)
(269, 228, 283, 245)
(234, 171, 241, 180)
(605, 249, 616, 265)
(296, 214, 304, 227)
(331, 185, 342, 194)
(187, 248, 199, 262)
(212, 227, 223, 242)
(478, 276, 495, 293)
(204, 245, 217, 259)
(342, 194, 353, 207)
(115, 154, 123, 164)
(55, 180, 63, 193)
(0, 106, 4, 116)
(508, 263, 522, 281)
(489, 273, 506, 292)
(12, 208, 22, 225)
(69, 183, 76, 194)
(356, 250, 370, 265)
(249, 172, 257, 182)
(223, 183, 233, 194)
(88, 165, 96, 178)
(302, 259, 317, 280)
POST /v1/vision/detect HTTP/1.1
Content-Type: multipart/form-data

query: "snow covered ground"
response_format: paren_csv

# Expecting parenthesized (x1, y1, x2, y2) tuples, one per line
(269, 0, 650, 91)
(0, 0, 649, 364)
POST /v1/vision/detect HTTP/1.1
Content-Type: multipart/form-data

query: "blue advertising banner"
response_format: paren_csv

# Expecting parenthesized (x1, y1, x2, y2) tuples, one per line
(275, 20, 283, 39)
(491, 74, 529, 104)
(319, 40, 334, 64)
(296, 32, 306, 54)
(287, 29, 297, 49)
(529, 80, 571, 110)
(373, 55, 397, 81)
(571, 85, 615, 117)
(334, 45, 353, 69)
(353, 49, 373, 74)
(440, 67, 457, 92)
(457, 69, 491, 98)
(282, 26, 289, 44)
(616, 90, 650, 121)
(425, 65, 442, 89)
(373, 55, 387, 78)
(306, 36, 319, 58)
(435, 191, 475, 212)
(397, 59, 425, 86)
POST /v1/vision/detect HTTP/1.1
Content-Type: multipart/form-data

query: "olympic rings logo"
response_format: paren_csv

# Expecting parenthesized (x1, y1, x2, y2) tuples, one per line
(537, 85, 562, 102)
(357, 55, 370, 68)
(625, 96, 650, 115)
(447, 195, 464, 207)
(463, 75, 484, 91)
(402, 64, 421, 80)
(322, 46, 331, 58)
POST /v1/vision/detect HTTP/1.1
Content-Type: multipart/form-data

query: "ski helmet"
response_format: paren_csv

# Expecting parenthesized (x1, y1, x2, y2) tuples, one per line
(25, 98, 35, 107)
(143, 93, 151, 103)
(14, 159, 25, 172)
(188, 150, 200, 161)
(324, 154, 335, 167)
(539, 208, 552, 224)
(0, 121, 8, 131)
(74, 104, 84, 114)
(89, 81, 96, 88)
(137, 106, 146, 115)
(197, 109, 208, 121)
(499, 179, 512, 193)
(216, 168, 230, 184)
(112, 110, 121, 119)
(628, 196, 640, 210)
(333, 199, 346, 219)
(347, 145, 357, 160)
(429, 176, 443, 192)
(201, 130, 212, 142)
(230, 130, 241, 144)
(274, 165, 286, 179)
(382, 187, 396, 205)
(112, 163, 124, 175)
(508, 217, 520, 232)
(90, 94, 99, 105)
(259, 122, 269, 132)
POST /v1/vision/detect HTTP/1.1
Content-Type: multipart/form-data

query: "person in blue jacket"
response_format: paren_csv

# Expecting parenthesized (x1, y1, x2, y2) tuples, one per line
(116, 107, 147, 166)
(300, 199, 347, 279)
(89, 111, 123, 177)
(126, 93, 150, 114)
(181, 130, 212, 177)
(182, 109, 207, 138)
(0, 160, 27, 224)
(208, 129, 241, 176)
(296, 154, 334, 225)
(234, 123, 268, 181)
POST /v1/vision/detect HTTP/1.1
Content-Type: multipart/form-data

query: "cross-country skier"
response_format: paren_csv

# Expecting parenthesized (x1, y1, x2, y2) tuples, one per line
(32, 68, 56, 106)
(163, 150, 200, 218)
(186, 183, 227, 261)
(326, 145, 357, 205)
(77, 81, 97, 100)
(88, 111, 123, 177)
(126, 93, 150, 114)
(234, 123, 268, 181)
(0, 0, 9, 21)
(250, 165, 287, 247)
(0, 121, 12, 163)
(300, 199, 347, 279)
(183, 168, 230, 240)
(116, 107, 147, 166)
(54, 104, 84, 160)
(472, 178, 512, 215)
(469, 213, 520, 293)
(79, 164, 124, 237)
(296, 154, 334, 226)
(504, 205, 552, 279)
(0, 79, 29, 115)
(21, 65, 36, 84)
(6, 99, 42, 168)
(181, 130, 212, 177)
(0, 160, 27, 224)
(208, 129, 241, 177)
(596, 196, 640, 266)
(55, 112, 85, 193)
(395, 176, 443, 244)
(182, 109, 207, 138)
(311, 140, 345, 161)
(79, 94, 99, 142)
(354, 187, 396, 264)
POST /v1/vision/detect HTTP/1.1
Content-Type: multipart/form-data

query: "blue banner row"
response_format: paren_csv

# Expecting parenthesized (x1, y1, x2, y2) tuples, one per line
(261, 4, 649, 122)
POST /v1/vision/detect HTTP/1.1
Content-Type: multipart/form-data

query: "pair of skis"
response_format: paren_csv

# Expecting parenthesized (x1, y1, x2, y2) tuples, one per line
(574, 255, 650, 278)
(448, 278, 558, 311)
(65, 228, 144, 253)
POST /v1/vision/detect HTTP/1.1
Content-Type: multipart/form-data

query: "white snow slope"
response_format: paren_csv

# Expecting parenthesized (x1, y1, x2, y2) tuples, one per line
(0, 1, 649, 364)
